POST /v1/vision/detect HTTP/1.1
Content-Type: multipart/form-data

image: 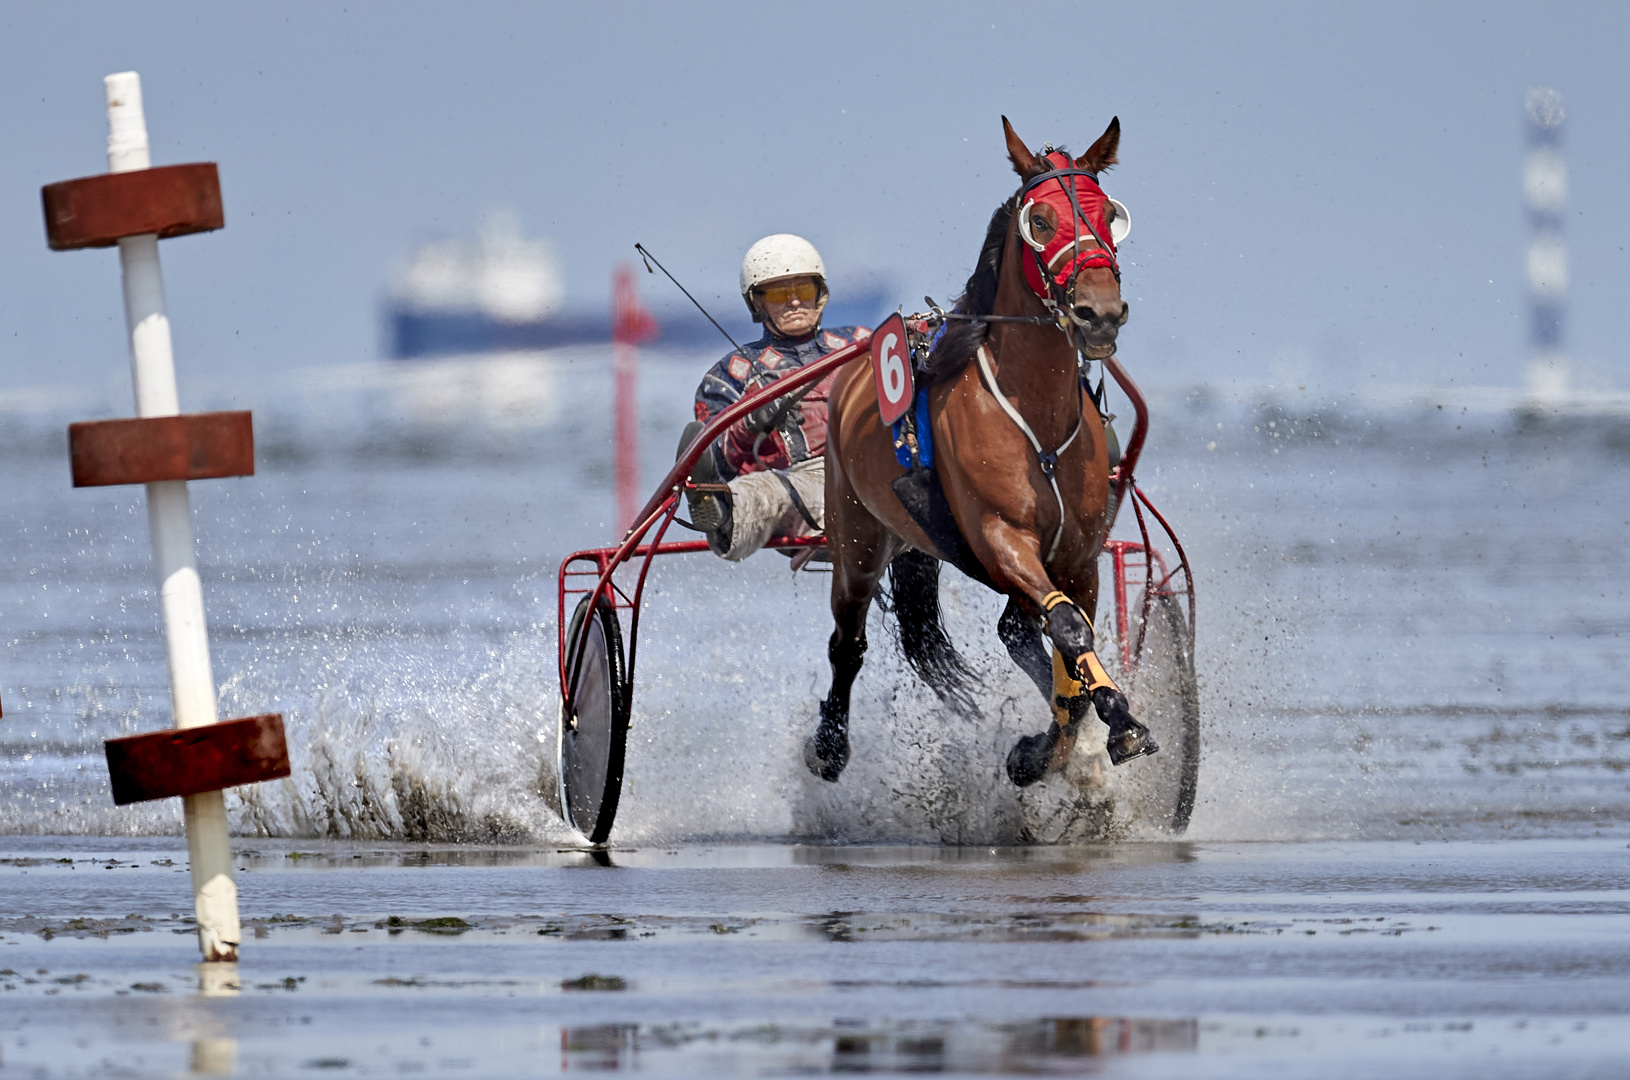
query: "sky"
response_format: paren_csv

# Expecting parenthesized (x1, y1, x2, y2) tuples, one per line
(2, 1, 1627, 398)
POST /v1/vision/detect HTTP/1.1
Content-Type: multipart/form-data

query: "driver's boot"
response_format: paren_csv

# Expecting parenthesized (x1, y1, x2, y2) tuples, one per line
(676, 421, 732, 555)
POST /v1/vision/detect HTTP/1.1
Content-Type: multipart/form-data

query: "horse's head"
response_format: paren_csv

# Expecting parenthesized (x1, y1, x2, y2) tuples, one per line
(1003, 116, 1130, 359)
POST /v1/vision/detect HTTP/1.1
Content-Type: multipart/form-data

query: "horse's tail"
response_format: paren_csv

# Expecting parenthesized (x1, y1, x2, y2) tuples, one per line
(887, 549, 979, 713)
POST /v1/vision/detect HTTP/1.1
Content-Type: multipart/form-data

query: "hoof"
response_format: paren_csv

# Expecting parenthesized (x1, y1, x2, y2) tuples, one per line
(1106, 720, 1159, 765)
(1091, 685, 1159, 766)
(803, 703, 849, 782)
(1006, 724, 1063, 787)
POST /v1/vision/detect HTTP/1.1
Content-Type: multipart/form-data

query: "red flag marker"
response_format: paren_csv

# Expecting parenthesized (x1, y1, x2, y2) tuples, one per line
(612, 264, 658, 534)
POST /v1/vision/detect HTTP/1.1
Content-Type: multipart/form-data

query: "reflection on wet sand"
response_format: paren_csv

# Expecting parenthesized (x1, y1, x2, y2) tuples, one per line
(5, 838, 1628, 1077)
(190, 963, 239, 1075)
(559, 1015, 1199, 1073)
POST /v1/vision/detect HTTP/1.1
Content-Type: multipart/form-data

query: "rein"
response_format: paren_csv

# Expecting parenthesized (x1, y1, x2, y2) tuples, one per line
(924, 295, 1055, 328)
(937, 311, 1056, 325)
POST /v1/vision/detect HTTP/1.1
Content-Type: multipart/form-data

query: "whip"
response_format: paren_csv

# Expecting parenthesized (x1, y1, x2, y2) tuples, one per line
(634, 242, 742, 352)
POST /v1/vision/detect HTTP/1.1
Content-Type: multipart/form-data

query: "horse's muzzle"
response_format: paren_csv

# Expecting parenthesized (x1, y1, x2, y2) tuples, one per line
(1071, 299, 1129, 329)
(1071, 300, 1129, 358)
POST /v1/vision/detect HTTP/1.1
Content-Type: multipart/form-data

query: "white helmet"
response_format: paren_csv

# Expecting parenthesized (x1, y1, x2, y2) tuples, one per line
(740, 234, 827, 321)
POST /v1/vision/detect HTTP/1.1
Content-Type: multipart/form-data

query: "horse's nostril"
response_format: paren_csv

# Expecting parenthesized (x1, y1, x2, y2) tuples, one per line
(1073, 306, 1099, 323)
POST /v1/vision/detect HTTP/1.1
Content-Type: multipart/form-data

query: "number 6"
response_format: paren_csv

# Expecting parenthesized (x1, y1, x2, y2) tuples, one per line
(869, 313, 915, 425)
(881, 333, 905, 403)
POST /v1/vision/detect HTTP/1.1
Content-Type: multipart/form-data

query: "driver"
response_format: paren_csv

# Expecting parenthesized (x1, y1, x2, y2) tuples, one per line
(681, 235, 867, 560)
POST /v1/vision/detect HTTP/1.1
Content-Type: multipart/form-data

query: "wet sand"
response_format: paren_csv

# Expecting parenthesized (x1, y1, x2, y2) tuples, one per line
(3, 836, 1628, 1077)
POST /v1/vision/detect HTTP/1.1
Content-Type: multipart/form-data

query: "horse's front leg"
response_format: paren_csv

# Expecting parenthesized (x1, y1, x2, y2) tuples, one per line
(997, 597, 1053, 701)
(978, 521, 1157, 785)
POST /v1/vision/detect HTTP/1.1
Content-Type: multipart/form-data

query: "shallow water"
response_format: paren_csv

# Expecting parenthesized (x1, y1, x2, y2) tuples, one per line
(4, 352, 1627, 845)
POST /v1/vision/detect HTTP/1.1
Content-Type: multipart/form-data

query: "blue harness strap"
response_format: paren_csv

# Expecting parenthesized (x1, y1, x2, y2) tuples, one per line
(892, 386, 933, 470)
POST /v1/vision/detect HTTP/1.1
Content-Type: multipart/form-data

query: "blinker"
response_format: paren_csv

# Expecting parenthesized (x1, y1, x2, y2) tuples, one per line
(1016, 151, 1127, 298)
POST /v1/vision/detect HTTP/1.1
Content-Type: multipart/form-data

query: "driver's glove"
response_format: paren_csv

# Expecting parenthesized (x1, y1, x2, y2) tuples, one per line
(745, 392, 801, 435)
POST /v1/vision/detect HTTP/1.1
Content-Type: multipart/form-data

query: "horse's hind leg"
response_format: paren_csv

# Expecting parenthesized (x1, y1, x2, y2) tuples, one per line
(805, 479, 898, 782)
(805, 601, 869, 782)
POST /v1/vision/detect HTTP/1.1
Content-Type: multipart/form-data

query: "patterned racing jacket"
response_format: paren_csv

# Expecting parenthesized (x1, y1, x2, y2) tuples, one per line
(693, 325, 868, 479)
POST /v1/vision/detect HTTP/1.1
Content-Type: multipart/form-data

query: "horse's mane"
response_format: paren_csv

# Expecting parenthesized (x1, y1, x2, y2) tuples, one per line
(923, 198, 1011, 386)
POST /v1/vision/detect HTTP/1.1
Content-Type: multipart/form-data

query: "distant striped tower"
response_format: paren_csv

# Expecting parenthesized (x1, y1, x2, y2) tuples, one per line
(1524, 87, 1568, 402)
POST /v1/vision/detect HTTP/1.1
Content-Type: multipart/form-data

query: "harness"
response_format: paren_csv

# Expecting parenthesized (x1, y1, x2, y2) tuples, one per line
(975, 343, 1083, 562)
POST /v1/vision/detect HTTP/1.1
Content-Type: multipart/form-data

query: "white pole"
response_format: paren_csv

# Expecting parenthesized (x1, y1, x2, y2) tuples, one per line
(105, 71, 240, 964)
(1523, 87, 1568, 405)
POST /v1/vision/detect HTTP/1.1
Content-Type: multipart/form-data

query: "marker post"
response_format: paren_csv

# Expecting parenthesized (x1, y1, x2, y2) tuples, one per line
(42, 71, 291, 963)
(612, 264, 657, 534)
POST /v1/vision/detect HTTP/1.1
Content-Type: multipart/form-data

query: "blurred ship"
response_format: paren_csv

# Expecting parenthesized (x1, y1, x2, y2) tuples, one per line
(384, 210, 887, 359)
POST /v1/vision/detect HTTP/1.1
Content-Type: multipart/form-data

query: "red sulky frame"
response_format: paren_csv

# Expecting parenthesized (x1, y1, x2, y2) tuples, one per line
(557, 335, 1193, 713)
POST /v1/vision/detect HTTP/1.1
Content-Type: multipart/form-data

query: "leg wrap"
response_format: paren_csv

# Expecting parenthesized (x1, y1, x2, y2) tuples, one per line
(1041, 591, 1093, 653)
(1077, 651, 1119, 694)
(1041, 591, 1120, 696)
(1050, 648, 1092, 730)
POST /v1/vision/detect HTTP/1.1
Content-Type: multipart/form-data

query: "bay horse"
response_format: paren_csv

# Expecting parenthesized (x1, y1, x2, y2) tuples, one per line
(806, 116, 1156, 787)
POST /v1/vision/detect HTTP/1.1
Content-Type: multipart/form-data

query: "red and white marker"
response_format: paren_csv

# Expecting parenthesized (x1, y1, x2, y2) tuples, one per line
(869, 312, 914, 425)
(42, 72, 290, 964)
(611, 263, 657, 534)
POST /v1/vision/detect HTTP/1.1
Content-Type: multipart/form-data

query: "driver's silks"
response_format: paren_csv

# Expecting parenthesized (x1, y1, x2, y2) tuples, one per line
(1051, 647, 1088, 729)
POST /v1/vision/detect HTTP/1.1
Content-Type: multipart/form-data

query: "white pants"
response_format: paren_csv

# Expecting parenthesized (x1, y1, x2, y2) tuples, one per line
(723, 457, 824, 562)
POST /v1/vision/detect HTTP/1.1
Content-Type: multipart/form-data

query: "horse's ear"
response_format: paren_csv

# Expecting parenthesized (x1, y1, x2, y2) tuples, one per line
(1076, 116, 1120, 174)
(1002, 115, 1037, 177)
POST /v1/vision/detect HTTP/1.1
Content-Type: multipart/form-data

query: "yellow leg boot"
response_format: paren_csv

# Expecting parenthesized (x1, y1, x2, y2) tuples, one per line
(1075, 650, 1159, 765)
(1006, 648, 1091, 787)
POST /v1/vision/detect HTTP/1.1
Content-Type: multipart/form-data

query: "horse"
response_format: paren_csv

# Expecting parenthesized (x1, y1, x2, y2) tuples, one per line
(805, 115, 1156, 787)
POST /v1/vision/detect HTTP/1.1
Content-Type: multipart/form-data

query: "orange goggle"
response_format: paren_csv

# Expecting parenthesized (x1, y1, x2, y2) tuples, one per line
(758, 281, 819, 305)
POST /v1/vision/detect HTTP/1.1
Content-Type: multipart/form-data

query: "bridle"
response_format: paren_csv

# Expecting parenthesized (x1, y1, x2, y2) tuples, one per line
(950, 149, 1125, 562)
(1014, 150, 1122, 331)
(931, 150, 1125, 345)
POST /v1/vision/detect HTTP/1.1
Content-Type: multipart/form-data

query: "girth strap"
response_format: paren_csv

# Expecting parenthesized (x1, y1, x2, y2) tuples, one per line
(975, 344, 1082, 562)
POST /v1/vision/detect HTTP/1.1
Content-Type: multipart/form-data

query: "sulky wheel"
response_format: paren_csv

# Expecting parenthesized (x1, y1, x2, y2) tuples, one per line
(1120, 590, 1201, 834)
(557, 595, 631, 844)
